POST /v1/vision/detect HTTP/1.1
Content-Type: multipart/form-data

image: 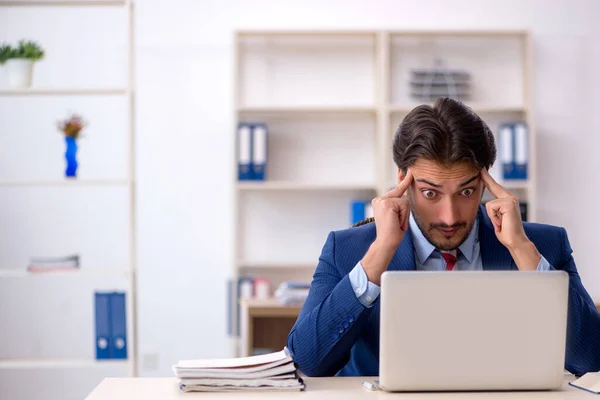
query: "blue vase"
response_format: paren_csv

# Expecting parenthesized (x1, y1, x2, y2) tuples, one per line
(65, 137, 78, 178)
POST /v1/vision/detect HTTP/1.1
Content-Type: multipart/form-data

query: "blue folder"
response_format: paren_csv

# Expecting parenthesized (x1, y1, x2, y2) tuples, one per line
(94, 293, 111, 359)
(110, 292, 127, 359)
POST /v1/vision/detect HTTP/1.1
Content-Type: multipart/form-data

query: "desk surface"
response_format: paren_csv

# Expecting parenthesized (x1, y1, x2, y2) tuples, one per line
(86, 376, 595, 399)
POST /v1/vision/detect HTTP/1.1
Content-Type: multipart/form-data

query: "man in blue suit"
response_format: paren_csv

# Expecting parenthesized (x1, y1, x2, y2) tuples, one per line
(286, 97, 600, 377)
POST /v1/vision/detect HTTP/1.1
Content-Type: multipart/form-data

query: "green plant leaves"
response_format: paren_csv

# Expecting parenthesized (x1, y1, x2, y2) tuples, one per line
(0, 40, 45, 63)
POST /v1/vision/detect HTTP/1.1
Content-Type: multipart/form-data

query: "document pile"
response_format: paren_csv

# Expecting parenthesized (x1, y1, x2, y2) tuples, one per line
(27, 254, 80, 272)
(172, 348, 305, 392)
(409, 64, 471, 101)
(274, 281, 311, 305)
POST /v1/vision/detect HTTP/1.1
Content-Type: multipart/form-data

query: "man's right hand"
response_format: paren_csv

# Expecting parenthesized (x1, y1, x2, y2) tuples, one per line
(361, 170, 413, 285)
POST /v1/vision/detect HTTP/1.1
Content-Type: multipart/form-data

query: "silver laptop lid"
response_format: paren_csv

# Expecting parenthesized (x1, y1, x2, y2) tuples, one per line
(379, 271, 569, 391)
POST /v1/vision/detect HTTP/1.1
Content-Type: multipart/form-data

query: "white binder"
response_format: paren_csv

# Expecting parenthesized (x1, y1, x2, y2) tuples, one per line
(252, 124, 267, 180)
(513, 122, 528, 179)
(237, 124, 252, 180)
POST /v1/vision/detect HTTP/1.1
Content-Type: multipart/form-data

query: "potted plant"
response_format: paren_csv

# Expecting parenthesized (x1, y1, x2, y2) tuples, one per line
(0, 40, 45, 88)
(57, 114, 86, 178)
(0, 43, 11, 65)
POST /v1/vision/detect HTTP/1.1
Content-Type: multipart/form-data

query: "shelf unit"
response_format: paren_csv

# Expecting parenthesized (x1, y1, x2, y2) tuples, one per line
(237, 182, 377, 192)
(0, 179, 131, 186)
(0, 269, 132, 278)
(237, 261, 317, 269)
(240, 299, 302, 357)
(0, 1, 126, 5)
(0, 359, 128, 369)
(232, 29, 536, 356)
(0, 1, 136, 398)
(0, 88, 128, 95)
(389, 104, 528, 114)
(238, 105, 376, 114)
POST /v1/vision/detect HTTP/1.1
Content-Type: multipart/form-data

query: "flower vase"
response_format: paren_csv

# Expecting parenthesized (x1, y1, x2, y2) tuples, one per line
(65, 137, 78, 178)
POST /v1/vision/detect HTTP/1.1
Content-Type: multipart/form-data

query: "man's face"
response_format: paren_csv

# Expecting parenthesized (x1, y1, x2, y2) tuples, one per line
(399, 159, 484, 251)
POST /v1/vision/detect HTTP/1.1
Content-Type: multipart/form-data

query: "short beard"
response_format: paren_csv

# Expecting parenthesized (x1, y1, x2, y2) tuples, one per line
(411, 203, 476, 251)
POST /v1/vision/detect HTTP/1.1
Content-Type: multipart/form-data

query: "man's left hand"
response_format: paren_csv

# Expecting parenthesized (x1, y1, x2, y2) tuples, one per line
(480, 168, 541, 271)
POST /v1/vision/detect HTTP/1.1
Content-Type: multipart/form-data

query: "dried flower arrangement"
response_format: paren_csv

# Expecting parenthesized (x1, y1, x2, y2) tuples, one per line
(57, 114, 86, 140)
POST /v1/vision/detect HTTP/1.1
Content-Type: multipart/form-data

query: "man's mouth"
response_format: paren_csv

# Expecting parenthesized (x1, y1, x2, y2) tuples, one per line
(437, 227, 459, 237)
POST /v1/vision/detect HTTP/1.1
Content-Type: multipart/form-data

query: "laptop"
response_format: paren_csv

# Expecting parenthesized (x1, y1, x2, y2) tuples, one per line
(379, 271, 569, 392)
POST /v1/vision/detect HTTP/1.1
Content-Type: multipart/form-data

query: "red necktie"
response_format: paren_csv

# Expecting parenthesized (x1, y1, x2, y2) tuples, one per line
(442, 252, 457, 271)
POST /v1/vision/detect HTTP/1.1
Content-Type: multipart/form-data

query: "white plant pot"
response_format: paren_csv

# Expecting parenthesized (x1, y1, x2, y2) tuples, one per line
(5, 59, 34, 88)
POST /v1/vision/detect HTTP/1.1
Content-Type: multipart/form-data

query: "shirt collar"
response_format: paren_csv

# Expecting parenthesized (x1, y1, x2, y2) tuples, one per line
(409, 213, 479, 264)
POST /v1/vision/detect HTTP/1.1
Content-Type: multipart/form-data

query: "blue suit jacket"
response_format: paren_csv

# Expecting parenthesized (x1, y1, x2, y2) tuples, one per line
(287, 206, 600, 376)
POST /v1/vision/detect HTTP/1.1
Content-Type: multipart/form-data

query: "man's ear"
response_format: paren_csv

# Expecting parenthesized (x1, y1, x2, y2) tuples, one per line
(397, 168, 406, 185)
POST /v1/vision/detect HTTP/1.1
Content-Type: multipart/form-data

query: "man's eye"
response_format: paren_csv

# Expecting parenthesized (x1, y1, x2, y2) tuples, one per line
(422, 190, 437, 199)
(461, 188, 475, 197)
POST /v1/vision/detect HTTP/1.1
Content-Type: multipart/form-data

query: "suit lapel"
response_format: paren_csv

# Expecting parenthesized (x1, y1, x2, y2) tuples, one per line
(478, 205, 516, 270)
(388, 229, 417, 271)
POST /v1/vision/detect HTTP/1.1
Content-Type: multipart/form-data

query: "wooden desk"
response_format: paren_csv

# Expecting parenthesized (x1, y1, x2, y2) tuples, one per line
(240, 298, 302, 357)
(86, 376, 595, 399)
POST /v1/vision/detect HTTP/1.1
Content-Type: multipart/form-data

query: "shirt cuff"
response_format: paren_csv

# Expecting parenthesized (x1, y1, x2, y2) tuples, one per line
(536, 256, 554, 271)
(348, 261, 381, 308)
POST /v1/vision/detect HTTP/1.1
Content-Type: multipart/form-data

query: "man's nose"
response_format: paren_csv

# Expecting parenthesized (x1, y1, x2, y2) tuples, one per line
(438, 198, 460, 227)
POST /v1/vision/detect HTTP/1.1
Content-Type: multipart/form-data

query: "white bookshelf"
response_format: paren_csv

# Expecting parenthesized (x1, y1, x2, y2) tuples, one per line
(0, 179, 131, 186)
(0, 88, 128, 95)
(0, 269, 132, 278)
(238, 105, 376, 114)
(0, 1, 125, 5)
(237, 261, 319, 269)
(0, 359, 128, 369)
(237, 182, 377, 192)
(0, 1, 136, 399)
(232, 29, 536, 356)
(389, 104, 528, 114)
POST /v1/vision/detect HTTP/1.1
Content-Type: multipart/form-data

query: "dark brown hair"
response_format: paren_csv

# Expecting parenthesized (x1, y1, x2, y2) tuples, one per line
(392, 97, 496, 172)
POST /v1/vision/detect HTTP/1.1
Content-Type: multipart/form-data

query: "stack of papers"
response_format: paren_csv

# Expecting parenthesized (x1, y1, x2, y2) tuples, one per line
(409, 66, 471, 101)
(27, 254, 80, 272)
(172, 348, 305, 392)
(274, 281, 311, 305)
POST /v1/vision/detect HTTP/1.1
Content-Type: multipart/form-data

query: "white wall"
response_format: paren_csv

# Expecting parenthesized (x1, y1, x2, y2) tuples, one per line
(134, 0, 600, 376)
(2, 0, 598, 384)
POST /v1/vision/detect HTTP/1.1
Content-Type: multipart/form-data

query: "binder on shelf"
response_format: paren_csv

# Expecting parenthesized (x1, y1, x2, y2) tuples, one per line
(514, 122, 528, 180)
(227, 276, 255, 337)
(239, 276, 254, 300)
(226, 279, 235, 336)
(226, 278, 242, 337)
(365, 203, 374, 219)
(520, 202, 528, 222)
(499, 123, 515, 180)
(238, 123, 253, 181)
(351, 200, 374, 225)
(351, 200, 366, 225)
(94, 291, 128, 359)
(94, 293, 111, 360)
(251, 124, 268, 181)
(110, 292, 128, 359)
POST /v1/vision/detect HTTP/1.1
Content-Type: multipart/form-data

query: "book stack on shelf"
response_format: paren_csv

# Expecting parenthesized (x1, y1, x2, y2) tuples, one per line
(172, 348, 304, 392)
(274, 281, 311, 305)
(27, 254, 80, 272)
(409, 63, 471, 102)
